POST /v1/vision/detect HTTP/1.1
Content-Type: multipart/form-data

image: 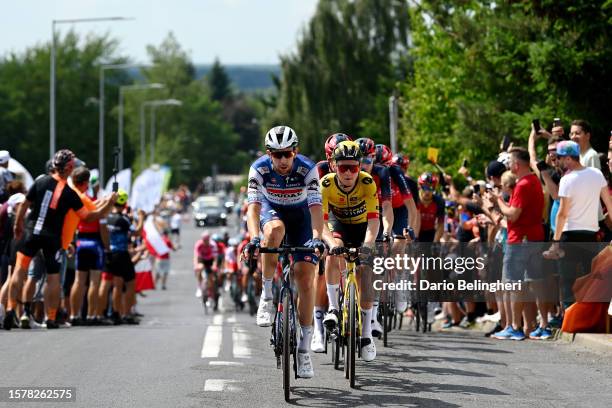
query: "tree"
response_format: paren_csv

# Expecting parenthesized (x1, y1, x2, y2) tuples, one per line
(207, 58, 232, 102)
(0, 31, 127, 176)
(266, 0, 410, 158)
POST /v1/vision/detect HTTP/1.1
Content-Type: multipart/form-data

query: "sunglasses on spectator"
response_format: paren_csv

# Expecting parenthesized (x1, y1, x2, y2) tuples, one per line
(547, 150, 557, 158)
(270, 150, 295, 159)
(337, 164, 360, 174)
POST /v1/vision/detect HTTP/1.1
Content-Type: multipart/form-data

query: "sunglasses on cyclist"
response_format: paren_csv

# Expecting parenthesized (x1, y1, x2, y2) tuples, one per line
(337, 164, 360, 174)
(270, 150, 295, 159)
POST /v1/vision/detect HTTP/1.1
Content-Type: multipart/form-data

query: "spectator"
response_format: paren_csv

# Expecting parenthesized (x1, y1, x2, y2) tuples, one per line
(491, 147, 546, 341)
(543, 141, 612, 307)
(570, 119, 600, 169)
(0, 150, 15, 203)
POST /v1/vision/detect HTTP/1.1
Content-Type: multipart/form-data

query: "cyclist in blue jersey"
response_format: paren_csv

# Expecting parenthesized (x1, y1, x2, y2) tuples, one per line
(242, 126, 325, 379)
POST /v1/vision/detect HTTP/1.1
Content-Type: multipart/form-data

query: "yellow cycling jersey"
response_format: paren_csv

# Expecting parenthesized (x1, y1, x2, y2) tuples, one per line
(320, 171, 380, 224)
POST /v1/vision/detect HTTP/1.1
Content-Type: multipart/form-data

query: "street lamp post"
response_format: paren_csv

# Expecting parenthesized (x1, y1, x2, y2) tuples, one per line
(118, 83, 164, 170)
(99, 63, 148, 184)
(139, 99, 182, 170)
(50, 17, 131, 160)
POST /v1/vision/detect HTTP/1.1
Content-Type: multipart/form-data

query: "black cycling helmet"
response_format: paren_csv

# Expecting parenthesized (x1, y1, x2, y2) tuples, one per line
(53, 149, 75, 171)
(332, 141, 362, 161)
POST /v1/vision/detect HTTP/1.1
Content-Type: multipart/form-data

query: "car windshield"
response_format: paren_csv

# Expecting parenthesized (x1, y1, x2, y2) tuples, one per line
(195, 197, 221, 209)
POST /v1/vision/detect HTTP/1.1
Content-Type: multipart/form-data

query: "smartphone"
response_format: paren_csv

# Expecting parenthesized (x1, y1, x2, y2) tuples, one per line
(553, 118, 561, 128)
(501, 135, 511, 151)
(462, 158, 468, 168)
(532, 119, 541, 134)
(473, 184, 480, 194)
(112, 182, 119, 192)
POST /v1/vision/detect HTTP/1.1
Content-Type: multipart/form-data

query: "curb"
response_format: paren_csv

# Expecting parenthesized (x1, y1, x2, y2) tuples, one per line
(557, 331, 612, 354)
(433, 317, 612, 354)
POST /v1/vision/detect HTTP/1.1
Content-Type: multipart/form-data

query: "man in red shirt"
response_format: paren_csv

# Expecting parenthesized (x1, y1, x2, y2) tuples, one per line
(491, 147, 545, 341)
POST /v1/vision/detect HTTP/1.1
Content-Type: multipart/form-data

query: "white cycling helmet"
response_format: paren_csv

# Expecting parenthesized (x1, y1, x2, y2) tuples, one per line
(265, 126, 298, 150)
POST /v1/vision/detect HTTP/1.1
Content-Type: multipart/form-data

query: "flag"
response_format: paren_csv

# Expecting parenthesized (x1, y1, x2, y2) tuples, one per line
(134, 257, 155, 292)
(142, 216, 170, 257)
(427, 147, 440, 164)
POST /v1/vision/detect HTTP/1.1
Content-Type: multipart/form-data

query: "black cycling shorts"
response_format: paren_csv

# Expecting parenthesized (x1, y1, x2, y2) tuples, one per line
(17, 231, 63, 274)
(328, 215, 368, 249)
(105, 251, 135, 282)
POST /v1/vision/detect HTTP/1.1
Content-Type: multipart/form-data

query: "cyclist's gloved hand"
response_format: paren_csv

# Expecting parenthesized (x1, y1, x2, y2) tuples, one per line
(358, 245, 375, 266)
(329, 246, 346, 256)
(243, 236, 261, 258)
(307, 238, 327, 256)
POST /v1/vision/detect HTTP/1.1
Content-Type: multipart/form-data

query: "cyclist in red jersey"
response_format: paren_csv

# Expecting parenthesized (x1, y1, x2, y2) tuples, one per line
(193, 232, 219, 306)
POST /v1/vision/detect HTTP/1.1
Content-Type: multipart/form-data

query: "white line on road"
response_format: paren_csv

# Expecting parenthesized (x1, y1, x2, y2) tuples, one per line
(201, 315, 224, 358)
(204, 379, 241, 392)
(209, 361, 244, 366)
(232, 326, 251, 359)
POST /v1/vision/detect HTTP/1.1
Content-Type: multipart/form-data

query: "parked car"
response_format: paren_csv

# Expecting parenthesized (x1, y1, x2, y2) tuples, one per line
(192, 195, 227, 227)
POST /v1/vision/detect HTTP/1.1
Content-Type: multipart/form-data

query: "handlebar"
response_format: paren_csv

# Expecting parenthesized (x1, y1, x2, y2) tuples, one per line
(258, 246, 316, 254)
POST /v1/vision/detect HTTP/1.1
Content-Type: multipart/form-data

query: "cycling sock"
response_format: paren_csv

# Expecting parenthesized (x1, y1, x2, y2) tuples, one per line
(48, 308, 57, 321)
(361, 308, 373, 339)
(298, 325, 313, 353)
(8, 299, 17, 310)
(326, 284, 340, 310)
(372, 301, 379, 321)
(263, 278, 273, 300)
(314, 306, 325, 335)
(24, 302, 32, 316)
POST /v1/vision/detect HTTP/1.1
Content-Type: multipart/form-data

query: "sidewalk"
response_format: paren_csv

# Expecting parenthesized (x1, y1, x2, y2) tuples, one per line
(431, 315, 612, 354)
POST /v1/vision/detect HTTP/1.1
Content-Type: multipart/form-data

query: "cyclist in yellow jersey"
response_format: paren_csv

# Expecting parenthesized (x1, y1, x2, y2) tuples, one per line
(320, 141, 380, 361)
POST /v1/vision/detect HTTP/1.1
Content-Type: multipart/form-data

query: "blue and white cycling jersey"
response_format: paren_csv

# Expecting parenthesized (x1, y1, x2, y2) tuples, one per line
(247, 154, 322, 209)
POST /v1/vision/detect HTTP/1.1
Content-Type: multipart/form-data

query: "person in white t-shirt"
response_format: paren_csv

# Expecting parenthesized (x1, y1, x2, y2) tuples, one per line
(544, 141, 612, 307)
(570, 119, 600, 169)
(170, 211, 182, 248)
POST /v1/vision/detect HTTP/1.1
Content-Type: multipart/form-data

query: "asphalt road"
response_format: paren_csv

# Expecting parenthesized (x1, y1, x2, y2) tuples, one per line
(1, 215, 611, 408)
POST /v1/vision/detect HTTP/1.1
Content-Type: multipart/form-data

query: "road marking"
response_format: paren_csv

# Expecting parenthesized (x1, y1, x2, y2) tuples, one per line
(209, 361, 244, 367)
(201, 315, 224, 358)
(232, 326, 251, 358)
(204, 379, 241, 392)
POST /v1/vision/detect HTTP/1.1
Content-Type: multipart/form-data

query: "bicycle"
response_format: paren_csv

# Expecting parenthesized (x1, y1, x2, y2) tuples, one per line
(331, 246, 363, 389)
(256, 245, 315, 402)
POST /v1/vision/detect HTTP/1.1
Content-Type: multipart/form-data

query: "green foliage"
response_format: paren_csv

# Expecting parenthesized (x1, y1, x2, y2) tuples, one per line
(207, 58, 232, 102)
(0, 31, 127, 176)
(400, 0, 612, 177)
(266, 0, 410, 160)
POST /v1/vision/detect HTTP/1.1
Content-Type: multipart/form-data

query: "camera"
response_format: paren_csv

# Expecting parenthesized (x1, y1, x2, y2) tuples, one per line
(532, 119, 541, 134)
(536, 160, 550, 172)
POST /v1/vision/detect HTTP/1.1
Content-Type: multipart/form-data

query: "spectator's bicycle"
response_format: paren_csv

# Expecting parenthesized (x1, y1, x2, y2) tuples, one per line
(257, 245, 315, 402)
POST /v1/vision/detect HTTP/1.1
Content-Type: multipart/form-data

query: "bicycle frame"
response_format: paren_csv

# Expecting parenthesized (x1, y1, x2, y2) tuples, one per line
(340, 255, 362, 342)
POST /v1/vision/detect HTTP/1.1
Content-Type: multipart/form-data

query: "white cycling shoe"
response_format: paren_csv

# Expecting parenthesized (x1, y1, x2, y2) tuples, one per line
(371, 319, 383, 338)
(360, 338, 377, 362)
(256, 298, 274, 327)
(297, 352, 314, 378)
(310, 330, 325, 353)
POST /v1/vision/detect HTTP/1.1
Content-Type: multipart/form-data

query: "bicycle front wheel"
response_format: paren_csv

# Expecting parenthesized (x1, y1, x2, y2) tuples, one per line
(348, 283, 357, 388)
(282, 293, 291, 402)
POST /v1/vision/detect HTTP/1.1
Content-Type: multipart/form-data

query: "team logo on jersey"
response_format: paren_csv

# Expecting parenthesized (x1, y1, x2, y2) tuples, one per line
(307, 180, 319, 191)
(296, 166, 308, 176)
(362, 176, 373, 185)
(321, 178, 331, 188)
(248, 177, 259, 189)
(350, 196, 360, 203)
(257, 166, 270, 175)
(271, 178, 277, 183)
(339, 197, 345, 202)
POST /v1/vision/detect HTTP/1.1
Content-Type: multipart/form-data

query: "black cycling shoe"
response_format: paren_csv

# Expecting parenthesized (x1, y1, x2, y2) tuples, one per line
(45, 319, 60, 329)
(122, 315, 140, 325)
(111, 312, 123, 326)
(70, 317, 84, 327)
(3, 310, 18, 330)
(323, 309, 340, 332)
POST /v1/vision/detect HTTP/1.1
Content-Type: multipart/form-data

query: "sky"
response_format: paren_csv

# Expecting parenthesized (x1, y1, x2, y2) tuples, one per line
(0, 0, 318, 64)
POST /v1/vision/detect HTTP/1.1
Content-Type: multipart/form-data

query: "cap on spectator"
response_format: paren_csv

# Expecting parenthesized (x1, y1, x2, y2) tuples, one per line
(486, 160, 506, 179)
(0, 150, 10, 164)
(7, 192, 25, 210)
(556, 140, 580, 158)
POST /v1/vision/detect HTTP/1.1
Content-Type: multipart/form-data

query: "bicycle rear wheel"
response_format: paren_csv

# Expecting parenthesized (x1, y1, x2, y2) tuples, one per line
(348, 283, 357, 388)
(282, 293, 291, 402)
(382, 301, 389, 347)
